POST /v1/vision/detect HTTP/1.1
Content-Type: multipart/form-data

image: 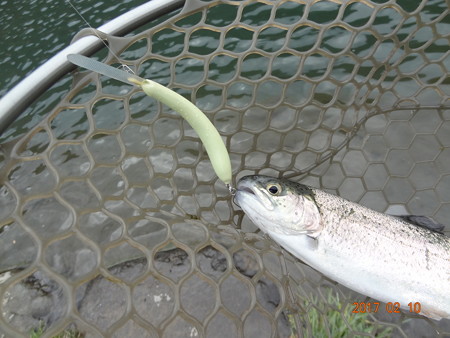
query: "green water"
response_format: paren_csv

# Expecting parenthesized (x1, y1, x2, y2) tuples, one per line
(0, 0, 184, 142)
(0, 0, 149, 98)
(1, 0, 447, 142)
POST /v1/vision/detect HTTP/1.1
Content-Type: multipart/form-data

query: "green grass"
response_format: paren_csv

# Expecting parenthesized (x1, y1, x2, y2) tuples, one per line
(29, 323, 45, 338)
(30, 322, 84, 338)
(289, 290, 394, 337)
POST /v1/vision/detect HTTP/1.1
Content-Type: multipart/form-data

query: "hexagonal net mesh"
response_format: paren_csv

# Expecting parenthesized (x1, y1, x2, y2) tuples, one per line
(1, 0, 449, 336)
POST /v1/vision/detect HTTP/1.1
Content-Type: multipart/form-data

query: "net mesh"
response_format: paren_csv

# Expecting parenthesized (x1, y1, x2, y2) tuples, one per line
(1, 0, 449, 336)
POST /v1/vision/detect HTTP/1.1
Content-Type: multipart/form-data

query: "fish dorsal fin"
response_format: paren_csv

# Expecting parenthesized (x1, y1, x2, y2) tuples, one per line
(394, 215, 445, 234)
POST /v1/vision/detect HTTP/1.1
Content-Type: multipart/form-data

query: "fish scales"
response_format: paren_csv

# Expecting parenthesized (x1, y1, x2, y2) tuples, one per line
(314, 188, 449, 271)
(312, 189, 449, 306)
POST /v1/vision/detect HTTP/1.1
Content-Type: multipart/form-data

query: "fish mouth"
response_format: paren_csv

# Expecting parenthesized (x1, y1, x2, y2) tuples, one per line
(234, 176, 275, 211)
(236, 180, 254, 196)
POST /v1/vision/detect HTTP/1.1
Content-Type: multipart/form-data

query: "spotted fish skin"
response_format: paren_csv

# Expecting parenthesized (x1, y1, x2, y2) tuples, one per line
(235, 175, 450, 320)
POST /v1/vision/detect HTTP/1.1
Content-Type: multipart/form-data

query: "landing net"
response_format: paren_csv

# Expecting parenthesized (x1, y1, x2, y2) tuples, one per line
(0, 0, 449, 336)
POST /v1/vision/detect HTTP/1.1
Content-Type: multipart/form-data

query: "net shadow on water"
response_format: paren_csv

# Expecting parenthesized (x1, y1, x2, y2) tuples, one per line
(0, 0, 449, 337)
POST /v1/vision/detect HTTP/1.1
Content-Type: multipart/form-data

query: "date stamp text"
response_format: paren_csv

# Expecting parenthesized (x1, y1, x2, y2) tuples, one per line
(352, 302, 421, 314)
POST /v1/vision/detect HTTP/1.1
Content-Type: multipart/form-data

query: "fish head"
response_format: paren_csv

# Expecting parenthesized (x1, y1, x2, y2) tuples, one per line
(235, 175, 322, 236)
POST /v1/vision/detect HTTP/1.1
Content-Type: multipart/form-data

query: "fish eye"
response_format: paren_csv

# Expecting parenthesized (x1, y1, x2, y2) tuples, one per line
(267, 184, 281, 195)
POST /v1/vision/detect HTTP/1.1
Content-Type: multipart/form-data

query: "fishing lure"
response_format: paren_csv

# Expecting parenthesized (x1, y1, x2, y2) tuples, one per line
(68, 54, 232, 186)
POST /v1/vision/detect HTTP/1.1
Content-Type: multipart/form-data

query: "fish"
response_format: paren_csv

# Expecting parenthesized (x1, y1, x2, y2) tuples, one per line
(234, 175, 450, 320)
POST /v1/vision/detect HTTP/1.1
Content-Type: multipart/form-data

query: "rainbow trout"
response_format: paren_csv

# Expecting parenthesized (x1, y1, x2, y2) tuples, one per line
(235, 175, 450, 320)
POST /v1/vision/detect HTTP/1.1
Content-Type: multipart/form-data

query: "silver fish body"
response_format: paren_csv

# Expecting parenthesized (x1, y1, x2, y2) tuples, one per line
(235, 175, 450, 320)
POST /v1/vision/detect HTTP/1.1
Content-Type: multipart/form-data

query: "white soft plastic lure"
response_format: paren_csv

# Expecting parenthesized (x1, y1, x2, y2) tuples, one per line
(67, 54, 232, 185)
(235, 175, 450, 320)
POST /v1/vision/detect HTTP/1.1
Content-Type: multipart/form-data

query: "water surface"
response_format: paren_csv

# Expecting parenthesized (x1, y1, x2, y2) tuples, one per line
(0, 0, 149, 98)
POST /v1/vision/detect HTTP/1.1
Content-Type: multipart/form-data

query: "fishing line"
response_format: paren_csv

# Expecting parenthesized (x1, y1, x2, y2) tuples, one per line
(66, 0, 135, 74)
(283, 104, 450, 181)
